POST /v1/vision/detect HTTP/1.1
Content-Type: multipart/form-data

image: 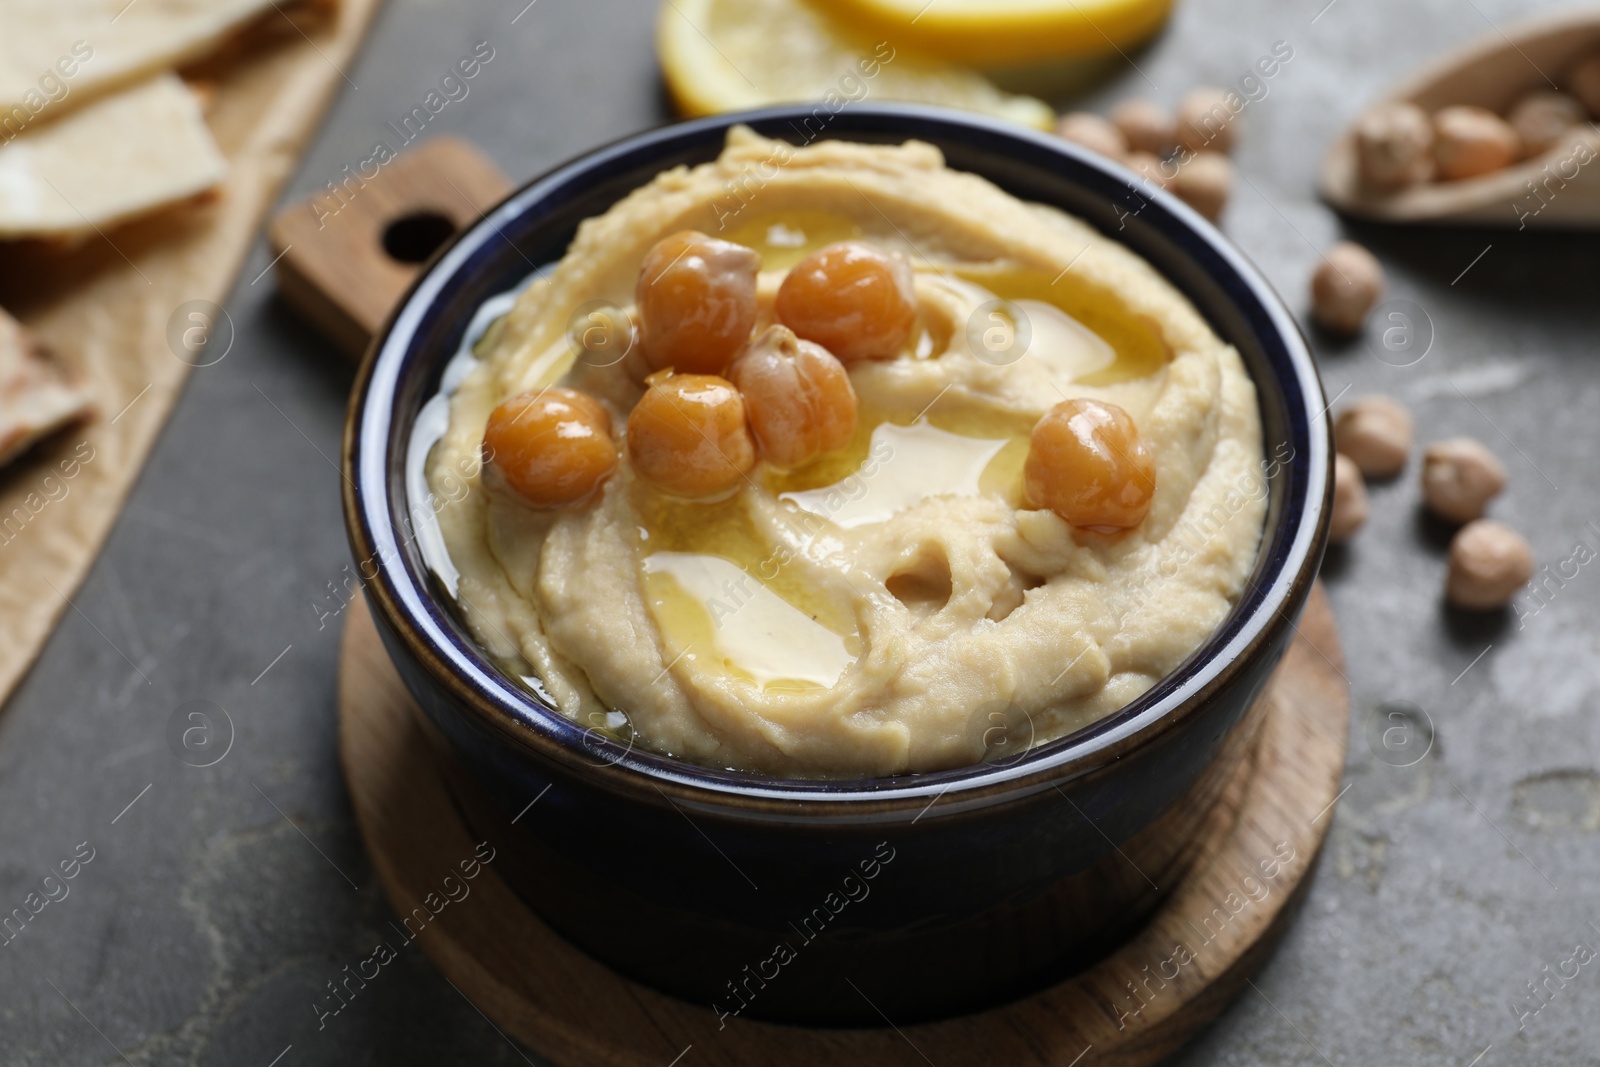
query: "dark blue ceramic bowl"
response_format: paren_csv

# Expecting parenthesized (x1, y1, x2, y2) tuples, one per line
(344, 104, 1331, 1026)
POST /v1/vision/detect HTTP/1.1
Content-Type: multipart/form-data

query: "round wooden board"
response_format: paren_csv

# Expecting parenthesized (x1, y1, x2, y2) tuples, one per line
(338, 583, 1348, 1067)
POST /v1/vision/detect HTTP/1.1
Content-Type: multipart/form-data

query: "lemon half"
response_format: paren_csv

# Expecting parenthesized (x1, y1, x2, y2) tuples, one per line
(807, 0, 1176, 67)
(657, 0, 1055, 130)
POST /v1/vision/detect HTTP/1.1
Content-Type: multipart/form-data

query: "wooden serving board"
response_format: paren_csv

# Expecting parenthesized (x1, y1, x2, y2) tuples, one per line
(0, 0, 384, 709)
(338, 583, 1349, 1067)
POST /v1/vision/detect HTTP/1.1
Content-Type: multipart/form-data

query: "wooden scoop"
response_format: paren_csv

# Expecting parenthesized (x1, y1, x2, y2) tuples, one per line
(1320, 9, 1600, 229)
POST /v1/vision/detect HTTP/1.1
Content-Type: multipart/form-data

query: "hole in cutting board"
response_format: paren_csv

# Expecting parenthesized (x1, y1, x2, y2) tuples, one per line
(382, 210, 457, 264)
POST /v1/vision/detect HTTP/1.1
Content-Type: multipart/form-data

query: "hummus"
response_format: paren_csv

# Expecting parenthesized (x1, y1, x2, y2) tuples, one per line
(422, 127, 1268, 778)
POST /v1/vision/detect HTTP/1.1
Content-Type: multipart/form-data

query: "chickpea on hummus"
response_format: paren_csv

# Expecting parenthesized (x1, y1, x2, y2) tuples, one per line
(424, 128, 1268, 778)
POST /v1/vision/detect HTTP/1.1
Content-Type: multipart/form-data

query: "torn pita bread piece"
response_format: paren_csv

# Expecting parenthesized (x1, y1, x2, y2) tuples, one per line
(0, 0, 291, 126)
(0, 73, 227, 240)
(0, 308, 94, 469)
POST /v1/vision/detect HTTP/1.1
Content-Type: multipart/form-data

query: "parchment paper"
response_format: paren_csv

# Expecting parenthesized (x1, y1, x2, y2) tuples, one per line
(0, 0, 384, 708)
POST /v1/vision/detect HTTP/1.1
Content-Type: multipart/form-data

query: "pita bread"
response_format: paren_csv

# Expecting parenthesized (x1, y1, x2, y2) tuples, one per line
(0, 73, 226, 239)
(0, 307, 93, 468)
(0, 0, 282, 124)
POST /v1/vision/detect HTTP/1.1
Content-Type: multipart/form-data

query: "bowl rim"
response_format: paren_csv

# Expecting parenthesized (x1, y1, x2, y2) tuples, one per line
(344, 102, 1331, 811)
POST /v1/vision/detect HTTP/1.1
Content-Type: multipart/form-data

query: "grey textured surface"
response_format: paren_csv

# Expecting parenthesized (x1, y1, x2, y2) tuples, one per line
(2, 0, 1597, 1063)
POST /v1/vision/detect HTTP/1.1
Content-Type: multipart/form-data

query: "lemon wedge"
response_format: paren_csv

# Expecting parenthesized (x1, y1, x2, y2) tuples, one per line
(806, 0, 1176, 67)
(657, 0, 1055, 130)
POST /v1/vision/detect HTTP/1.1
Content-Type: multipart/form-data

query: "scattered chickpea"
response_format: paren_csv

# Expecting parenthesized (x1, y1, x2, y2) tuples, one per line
(1507, 91, 1585, 156)
(1432, 106, 1520, 180)
(635, 230, 760, 376)
(1334, 395, 1412, 479)
(727, 325, 857, 469)
(626, 372, 755, 499)
(1310, 241, 1384, 335)
(1329, 453, 1368, 543)
(1421, 437, 1506, 524)
(1024, 398, 1156, 532)
(1124, 150, 1169, 188)
(1568, 52, 1600, 116)
(1176, 87, 1238, 154)
(1169, 152, 1233, 223)
(1110, 99, 1176, 155)
(1354, 102, 1434, 189)
(482, 388, 617, 507)
(1055, 111, 1127, 160)
(775, 241, 918, 363)
(1446, 519, 1533, 610)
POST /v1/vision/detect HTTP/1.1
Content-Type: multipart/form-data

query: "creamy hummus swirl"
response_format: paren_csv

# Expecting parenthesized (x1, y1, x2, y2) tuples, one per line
(425, 128, 1267, 778)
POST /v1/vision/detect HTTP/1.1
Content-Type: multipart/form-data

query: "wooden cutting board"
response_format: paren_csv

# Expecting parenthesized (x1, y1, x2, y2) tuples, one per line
(0, 0, 385, 709)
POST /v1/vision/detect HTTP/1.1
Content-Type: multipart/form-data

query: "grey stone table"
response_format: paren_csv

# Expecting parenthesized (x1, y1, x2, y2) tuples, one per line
(4, 0, 1597, 1063)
